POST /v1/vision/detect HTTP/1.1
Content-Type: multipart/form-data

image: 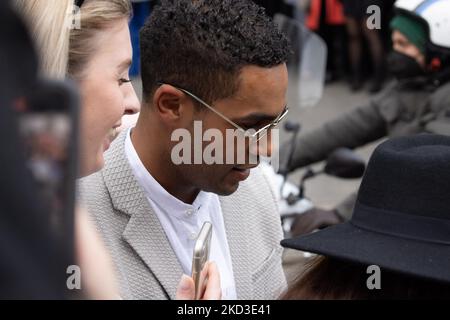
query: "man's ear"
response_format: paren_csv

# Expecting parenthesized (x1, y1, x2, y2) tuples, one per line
(152, 84, 190, 121)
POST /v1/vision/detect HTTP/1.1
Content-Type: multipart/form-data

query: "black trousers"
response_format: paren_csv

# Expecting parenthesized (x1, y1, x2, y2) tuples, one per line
(252, 0, 294, 18)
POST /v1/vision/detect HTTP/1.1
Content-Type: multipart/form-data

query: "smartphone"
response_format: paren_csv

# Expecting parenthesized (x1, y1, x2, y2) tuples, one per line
(191, 222, 213, 300)
(15, 79, 79, 259)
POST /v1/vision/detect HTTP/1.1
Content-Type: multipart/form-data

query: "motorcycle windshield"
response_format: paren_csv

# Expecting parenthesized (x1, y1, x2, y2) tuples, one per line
(274, 13, 327, 109)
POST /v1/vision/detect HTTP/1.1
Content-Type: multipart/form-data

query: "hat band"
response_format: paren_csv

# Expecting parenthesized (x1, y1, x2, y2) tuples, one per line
(351, 202, 450, 245)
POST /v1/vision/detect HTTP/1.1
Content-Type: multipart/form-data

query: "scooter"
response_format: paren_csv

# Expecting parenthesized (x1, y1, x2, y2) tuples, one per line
(265, 14, 366, 238)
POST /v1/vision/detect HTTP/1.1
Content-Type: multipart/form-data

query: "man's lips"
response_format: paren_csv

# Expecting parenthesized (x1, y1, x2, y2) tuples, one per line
(229, 166, 257, 182)
(233, 165, 258, 172)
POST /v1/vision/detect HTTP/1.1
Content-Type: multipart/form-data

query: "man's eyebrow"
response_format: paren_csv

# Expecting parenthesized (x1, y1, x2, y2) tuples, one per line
(234, 106, 287, 123)
(117, 59, 132, 71)
(235, 113, 278, 123)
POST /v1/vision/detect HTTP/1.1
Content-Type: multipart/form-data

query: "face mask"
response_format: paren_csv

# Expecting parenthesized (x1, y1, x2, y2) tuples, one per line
(387, 51, 425, 80)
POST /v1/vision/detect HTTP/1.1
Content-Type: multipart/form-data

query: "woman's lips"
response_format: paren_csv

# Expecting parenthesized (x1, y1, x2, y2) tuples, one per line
(103, 127, 120, 151)
(109, 126, 121, 141)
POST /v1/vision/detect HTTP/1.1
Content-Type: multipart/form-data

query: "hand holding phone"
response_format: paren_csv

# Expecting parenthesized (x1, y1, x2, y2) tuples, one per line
(176, 261, 221, 300)
(191, 222, 213, 300)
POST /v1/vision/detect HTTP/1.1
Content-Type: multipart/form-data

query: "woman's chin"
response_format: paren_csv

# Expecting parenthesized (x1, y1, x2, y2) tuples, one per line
(80, 134, 114, 177)
(103, 137, 112, 152)
(94, 153, 106, 173)
(80, 153, 105, 178)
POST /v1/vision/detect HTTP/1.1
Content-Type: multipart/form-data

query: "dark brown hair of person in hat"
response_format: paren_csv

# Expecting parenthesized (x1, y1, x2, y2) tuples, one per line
(281, 134, 450, 299)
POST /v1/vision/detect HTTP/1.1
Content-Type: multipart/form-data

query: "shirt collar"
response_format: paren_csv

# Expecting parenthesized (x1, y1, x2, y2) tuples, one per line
(125, 128, 212, 220)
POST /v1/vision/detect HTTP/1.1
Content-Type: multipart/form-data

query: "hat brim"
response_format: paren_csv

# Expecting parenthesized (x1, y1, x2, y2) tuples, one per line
(281, 222, 450, 284)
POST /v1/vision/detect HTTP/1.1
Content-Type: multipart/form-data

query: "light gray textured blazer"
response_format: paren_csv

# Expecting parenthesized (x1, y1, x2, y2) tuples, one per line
(79, 131, 287, 300)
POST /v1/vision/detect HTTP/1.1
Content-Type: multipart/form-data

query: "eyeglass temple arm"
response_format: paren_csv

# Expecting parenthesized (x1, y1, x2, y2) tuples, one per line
(178, 88, 245, 131)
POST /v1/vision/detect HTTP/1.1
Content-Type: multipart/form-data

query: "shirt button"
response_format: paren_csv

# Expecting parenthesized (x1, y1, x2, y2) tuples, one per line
(186, 209, 194, 216)
(189, 232, 197, 240)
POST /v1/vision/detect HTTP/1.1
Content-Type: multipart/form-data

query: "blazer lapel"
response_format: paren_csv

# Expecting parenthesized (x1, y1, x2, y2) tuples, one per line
(220, 190, 253, 299)
(102, 130, 183, 300)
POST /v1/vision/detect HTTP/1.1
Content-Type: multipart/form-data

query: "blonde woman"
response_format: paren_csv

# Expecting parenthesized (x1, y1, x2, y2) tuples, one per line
(14, 0, 221, 299)
(13, 0, 70, 78)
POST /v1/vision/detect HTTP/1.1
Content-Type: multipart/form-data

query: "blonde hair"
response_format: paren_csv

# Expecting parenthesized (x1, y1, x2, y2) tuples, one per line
(68, 0, 132, 79)
(13, 0, 72, 79)
(14, 0, 132, 80)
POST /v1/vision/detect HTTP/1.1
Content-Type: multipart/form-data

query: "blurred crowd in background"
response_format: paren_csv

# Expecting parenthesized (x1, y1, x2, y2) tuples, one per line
(131, 0, 396, 93)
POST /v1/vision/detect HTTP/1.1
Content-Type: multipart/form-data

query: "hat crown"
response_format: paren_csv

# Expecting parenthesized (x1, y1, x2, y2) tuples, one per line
(357, 134, 450, 220)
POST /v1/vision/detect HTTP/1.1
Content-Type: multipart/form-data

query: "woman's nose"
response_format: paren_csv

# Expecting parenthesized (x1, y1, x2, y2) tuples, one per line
(124, 83, 141, 115)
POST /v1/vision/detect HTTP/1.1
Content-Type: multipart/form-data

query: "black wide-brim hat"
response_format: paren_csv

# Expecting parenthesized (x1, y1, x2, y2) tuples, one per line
(282, 134, 450, 284)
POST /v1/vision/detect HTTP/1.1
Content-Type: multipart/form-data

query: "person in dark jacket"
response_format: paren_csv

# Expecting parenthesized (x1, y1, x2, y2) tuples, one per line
(282, 0, 450, 236)
(342, 0, 386, 92)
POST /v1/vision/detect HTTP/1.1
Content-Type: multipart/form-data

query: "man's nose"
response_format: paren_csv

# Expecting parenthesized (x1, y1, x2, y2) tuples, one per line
(248, 130, 275, 159)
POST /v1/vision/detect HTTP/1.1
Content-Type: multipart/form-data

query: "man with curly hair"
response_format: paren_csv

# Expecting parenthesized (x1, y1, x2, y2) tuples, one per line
(80, 0, 291, 299)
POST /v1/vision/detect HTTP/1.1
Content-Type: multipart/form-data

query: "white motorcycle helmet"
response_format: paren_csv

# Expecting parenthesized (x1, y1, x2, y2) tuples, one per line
(394, 0, 450, 67)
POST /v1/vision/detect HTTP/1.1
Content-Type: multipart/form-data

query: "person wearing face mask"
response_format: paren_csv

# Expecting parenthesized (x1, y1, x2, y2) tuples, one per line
(280, 0, 450, 237)
(387, 12, 428, 80)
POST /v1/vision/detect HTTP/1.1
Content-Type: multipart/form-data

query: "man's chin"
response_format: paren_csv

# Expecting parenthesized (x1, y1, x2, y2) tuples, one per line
(211, 182, 240, 197)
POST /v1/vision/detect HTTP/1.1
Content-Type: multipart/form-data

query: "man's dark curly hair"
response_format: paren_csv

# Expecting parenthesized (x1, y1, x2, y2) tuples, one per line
(140, 0, 291, 105)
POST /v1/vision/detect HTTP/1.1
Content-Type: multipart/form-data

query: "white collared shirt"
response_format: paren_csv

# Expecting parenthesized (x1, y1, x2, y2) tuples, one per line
(124, 129, 237, 299)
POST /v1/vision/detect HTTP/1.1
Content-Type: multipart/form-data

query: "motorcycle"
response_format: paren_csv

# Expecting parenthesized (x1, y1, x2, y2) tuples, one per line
(262, 122, 366, 239)
(263, 14, 367, 238)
